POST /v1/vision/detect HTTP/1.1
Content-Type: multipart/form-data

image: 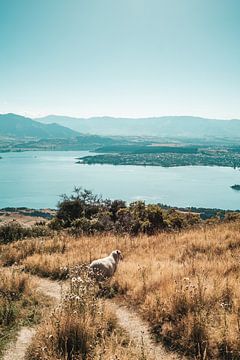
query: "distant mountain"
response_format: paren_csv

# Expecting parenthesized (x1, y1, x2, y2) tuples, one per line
(0, 113, 80, 139)
(37, 115, 240, 138)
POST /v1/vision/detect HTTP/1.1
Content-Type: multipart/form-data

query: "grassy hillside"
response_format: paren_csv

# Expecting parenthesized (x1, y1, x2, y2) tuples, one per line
(1, 218, 240, 358)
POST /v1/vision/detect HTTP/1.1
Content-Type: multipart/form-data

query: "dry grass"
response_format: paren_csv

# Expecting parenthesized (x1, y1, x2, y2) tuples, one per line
(27, 266, 142, 360)
(0, 233, 132, 279)
(0, 268, 44, 355)
(112, 222, 240, 359)
(1, 221, 240, 358)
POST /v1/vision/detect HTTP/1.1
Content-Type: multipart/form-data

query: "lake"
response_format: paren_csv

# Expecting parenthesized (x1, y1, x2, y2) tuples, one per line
(0, 151, 240, 210)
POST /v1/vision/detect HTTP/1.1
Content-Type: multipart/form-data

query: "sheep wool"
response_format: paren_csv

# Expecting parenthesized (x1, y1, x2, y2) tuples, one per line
(90, 250, 123, 280)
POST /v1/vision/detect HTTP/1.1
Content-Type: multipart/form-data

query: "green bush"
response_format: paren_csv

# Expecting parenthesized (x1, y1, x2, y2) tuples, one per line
(71, 211, 113, 236)
(48, 217, 64, 230)
(115, 202, 167, 235)
(165, 209, 200, 230)
(71, 217, 92, 235)
(54, 188, 201, 236)
(0, 221, 52, 244)
(0, 222, 29, 244)
(115, 207, 137, 235)
(56, 188, 103, 227)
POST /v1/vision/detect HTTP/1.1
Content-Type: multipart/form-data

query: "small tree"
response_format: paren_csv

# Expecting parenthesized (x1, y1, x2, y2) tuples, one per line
(56, 187, 103, 227)
(105, 199, 126, 222)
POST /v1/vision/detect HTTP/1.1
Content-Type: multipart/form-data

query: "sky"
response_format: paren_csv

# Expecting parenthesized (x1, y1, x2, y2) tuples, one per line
(0, 0, 239, 119)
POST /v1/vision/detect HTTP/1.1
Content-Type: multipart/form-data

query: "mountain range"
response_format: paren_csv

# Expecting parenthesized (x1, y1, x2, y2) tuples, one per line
(37, 115, 240, 139)
(1, 113, 240, 140)
(0, 113, 80, 139)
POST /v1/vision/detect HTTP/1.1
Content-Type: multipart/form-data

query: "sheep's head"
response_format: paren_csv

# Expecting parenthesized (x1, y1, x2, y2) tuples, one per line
(111, 250, 123, 262)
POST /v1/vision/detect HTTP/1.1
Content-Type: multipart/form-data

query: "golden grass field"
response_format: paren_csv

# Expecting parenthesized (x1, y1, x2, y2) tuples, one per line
(1, 220, 240, 358)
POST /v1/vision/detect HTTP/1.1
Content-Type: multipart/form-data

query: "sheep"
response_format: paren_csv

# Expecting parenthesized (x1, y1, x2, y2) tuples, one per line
(89, 250, 123, 281)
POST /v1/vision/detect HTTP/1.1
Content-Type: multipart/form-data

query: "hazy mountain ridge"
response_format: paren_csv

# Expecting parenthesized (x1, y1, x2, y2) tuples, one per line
(0, 113, 136, 152)
(0, 113, 80, 139)
(2, 113, 240, 140)
(37, 115, 240, 138)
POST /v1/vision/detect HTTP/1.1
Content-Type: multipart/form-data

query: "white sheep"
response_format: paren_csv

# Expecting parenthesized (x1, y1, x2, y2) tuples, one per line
(89, 250, 123, 281)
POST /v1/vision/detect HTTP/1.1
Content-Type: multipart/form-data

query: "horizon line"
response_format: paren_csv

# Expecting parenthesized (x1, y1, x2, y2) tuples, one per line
(1, 112, 240, 121)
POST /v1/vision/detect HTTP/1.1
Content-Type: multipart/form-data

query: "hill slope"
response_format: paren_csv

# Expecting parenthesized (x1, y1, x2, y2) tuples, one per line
(0, 114, 80, 139)
(37, 115, 240, 138)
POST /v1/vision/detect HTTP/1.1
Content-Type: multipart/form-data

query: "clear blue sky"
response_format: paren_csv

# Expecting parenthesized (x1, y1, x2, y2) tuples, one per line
(0, 0, 239, 118)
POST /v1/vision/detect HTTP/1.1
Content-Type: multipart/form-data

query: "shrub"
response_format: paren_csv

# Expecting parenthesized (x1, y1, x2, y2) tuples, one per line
(48, 217, 64, 230)
(224, 212, 240, 222)
(144, 204, 166, 234)
(54, 188, 201, 236)
(115, 207, 138, 235)
(56, 187, 103, 227)
(0, 221, 52, 244)
(115, 202, 167, 235)
(105, 199, 127, 222)
(0, 222, 31, 244)
(71, 217, 92, 236)
(166, 209, 200, 230)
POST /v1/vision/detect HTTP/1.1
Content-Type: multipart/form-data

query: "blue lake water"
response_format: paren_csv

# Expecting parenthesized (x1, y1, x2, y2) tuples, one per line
(0, 151, 240, 209)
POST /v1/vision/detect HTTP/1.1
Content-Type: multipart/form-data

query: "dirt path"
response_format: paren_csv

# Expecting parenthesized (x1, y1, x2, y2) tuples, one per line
(2, 277, 64, 360)
(106, 301, 184, 360)
(3, 277, 185, 360)
(35, 276, 66, 301)
(3, 328, 36, 360)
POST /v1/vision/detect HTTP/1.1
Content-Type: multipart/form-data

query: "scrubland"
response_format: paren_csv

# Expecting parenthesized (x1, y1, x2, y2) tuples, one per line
(1, 220, 240, 358)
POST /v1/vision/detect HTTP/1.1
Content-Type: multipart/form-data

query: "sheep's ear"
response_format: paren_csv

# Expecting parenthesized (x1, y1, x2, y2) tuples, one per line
(118, 251, 123, 260)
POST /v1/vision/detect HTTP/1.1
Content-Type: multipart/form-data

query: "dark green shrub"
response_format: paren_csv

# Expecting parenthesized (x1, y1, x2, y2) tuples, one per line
(0, 221, 52, 244)
(115, 202, 167, 235)
(30, 224, 51, 237)
(48, 217, 64, 230)
(71, 218, 92, 236)
(145, 204, 166, 234)
(105, 199, 126, 222)
(54, 188, 201, 236)
(166, 209, 200, 230)
(0, 222, 29, 244)
(56, 188, 103, 227)
(70, 211, 113, 236)
(115, 208, 138, 235)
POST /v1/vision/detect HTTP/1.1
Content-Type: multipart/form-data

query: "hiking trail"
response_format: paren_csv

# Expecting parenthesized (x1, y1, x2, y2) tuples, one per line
(3, 277, 185, 360)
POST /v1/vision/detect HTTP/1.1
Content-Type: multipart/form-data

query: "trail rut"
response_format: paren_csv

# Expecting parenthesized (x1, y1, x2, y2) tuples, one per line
(2, 277, 186, 360)
(106, 301, 184, 360)
(3, 327, 35, 360)
(2, 277, 64, 360)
